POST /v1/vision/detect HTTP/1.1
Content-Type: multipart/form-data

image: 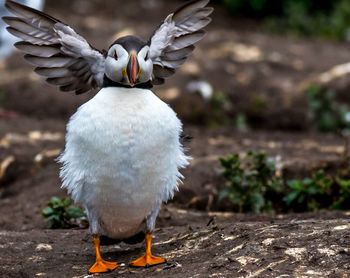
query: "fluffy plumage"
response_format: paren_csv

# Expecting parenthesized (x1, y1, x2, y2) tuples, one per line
(58, 87, 190, 239)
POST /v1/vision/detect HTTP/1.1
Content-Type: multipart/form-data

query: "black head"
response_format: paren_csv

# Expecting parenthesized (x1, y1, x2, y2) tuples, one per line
(111, 36, 146, 53)
(104, 35, 153, 88)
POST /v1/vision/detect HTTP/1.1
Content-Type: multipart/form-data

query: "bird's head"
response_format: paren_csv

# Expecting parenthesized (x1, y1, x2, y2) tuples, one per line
(104, 36, 153, 87)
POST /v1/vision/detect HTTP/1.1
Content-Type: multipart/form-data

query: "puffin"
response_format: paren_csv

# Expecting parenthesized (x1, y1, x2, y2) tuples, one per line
(3, 0, 213, 274)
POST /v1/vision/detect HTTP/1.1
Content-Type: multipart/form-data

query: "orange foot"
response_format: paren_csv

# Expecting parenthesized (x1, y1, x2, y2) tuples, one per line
(130, 254, 166, 268)
(130, 232, 166, 268)
(89, 259, 118, 274)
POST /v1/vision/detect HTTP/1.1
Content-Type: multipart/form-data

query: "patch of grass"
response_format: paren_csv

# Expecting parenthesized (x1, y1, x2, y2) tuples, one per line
(306, 85, 350, 133)
(219, 151, 350, 213)
(42, 197, 88, 229)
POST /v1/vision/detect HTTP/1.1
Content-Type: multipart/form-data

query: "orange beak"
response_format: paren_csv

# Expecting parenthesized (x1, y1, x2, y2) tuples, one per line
(127, 52, 139, 87)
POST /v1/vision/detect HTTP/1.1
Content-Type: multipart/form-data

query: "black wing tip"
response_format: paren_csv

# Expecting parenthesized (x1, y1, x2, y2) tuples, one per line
(1, 16, 14, 24)
(34, 67, 44, 75)
(13, 41, 28, 50)
(14, 41, 28, 47)
(1, 16, 10, 25)
(2, 16, 28, 28)
(5, 26, 18, 35)
(5, 0, 27, 11)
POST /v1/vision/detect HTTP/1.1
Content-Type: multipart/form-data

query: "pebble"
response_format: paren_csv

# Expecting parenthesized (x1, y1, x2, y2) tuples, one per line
(35, 243, 53, 251)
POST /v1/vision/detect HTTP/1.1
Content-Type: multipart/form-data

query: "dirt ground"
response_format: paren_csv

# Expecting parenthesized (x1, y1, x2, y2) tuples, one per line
(0, 0, 350, 277)
(0, 208, 349, 278)
(0, 117, 349, 277)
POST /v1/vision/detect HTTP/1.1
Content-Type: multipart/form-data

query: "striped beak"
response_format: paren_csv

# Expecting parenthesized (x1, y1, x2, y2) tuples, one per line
(127, 51, 139, 87)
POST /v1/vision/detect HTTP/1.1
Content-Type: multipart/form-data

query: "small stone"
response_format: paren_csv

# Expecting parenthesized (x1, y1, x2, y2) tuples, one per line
(35, 243, 53, 251)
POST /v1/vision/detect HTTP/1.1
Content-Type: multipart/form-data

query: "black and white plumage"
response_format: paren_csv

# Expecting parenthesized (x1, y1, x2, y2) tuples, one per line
(3, 0, 212, 93)
(3, 0, 104, 94)
(3, 0, 212, 274)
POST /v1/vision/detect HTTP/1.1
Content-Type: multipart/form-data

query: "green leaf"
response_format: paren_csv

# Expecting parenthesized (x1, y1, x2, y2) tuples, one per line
(49, 196, 62, 204)
(62, 198, 72, 207)
(42, 207, 54, 217)
(66, 207, 85, 219)
(284, 191, 299, 205)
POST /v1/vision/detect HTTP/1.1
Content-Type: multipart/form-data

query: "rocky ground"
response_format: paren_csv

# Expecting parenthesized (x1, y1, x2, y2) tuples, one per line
(0, 117, 349, 277)
(0, 208, 349, 278)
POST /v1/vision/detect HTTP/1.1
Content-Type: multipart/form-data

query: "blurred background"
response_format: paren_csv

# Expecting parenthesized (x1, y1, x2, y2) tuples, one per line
(1, 0, 350, 229)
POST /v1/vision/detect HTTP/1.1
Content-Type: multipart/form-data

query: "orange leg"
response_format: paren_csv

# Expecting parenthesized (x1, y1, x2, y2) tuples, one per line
(88, 235, 118, 274)
(130, 232, 166, 267)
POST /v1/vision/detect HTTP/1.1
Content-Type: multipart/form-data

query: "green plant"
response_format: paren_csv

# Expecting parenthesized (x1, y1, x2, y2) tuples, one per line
(42, 197, 88, 228)
(285, 169, 350, 211)
(219, 151, 283, 213)
(306, 85, 350, 132)
(284, 170, 333, 211)
(333, 176, 350, 209)
(219, 152, 350, 213)
(220, 0, 350, 40)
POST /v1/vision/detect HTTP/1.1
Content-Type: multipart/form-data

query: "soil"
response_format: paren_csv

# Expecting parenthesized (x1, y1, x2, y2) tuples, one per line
(0, 208, 349, 278)
(0, 116, 349, 277)
(0, 0, 350, 277)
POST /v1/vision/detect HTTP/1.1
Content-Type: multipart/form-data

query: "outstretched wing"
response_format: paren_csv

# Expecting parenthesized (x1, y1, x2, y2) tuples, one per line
(2, 0, 105, 95)
(148, 0, 213, 85)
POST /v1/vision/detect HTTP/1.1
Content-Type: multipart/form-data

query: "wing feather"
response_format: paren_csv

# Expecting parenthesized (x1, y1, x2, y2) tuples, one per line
(153, 65, 176, 78)
(46, 76, 77, 86)
(168, 31, 205, 50)
(161, 45, 195, 61)
(172, 0, 210, 22)
(14, 42, 61, 57)
(35, 67, 70, 77)
(149, 0, 212, 84)
(3, 0, 105, 94)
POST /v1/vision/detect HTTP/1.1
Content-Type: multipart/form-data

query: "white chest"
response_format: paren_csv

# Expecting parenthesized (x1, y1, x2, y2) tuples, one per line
(59, 87, 189, 238)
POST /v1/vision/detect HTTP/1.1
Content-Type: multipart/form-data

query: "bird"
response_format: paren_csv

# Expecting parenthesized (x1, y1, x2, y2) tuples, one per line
(2, 0, 213, 274)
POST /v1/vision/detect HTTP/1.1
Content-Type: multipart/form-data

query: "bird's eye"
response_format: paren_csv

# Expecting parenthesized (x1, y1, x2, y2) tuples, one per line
(114, 51, 118, 60)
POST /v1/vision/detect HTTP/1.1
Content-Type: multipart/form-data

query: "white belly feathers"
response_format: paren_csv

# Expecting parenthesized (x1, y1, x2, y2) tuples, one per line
(58, 87, 189, 239)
